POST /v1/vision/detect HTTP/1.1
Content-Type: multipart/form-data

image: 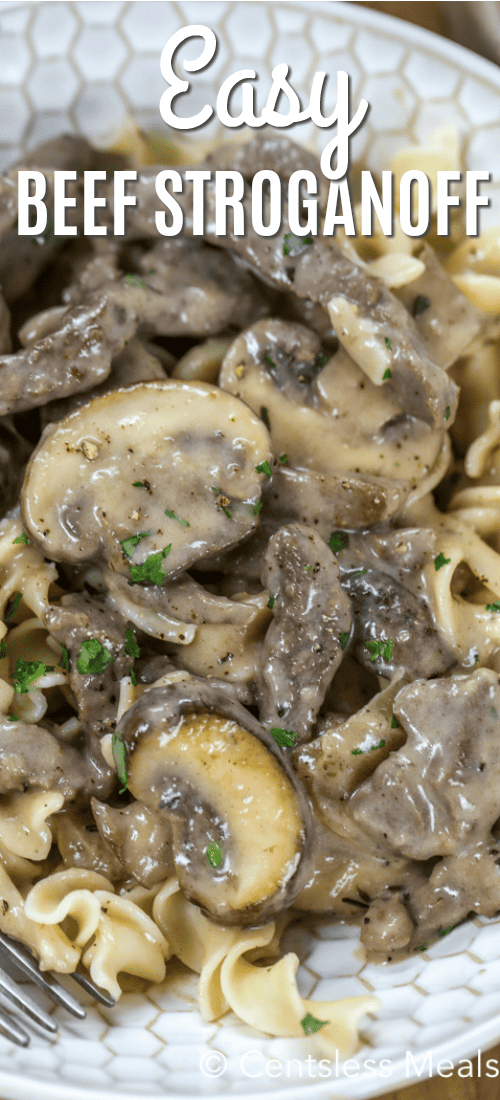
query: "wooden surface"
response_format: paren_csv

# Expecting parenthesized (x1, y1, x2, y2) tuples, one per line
(360, 3, 497, 1097)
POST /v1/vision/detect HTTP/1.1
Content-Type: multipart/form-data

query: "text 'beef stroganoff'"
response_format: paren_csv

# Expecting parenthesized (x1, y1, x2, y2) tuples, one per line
(1, 128, 500, 1055)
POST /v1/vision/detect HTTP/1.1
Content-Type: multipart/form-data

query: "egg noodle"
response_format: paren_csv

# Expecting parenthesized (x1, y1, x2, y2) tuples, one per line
(0, 127, 499, 1059)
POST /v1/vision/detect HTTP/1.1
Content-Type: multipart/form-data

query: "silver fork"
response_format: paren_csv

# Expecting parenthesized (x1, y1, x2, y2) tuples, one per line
(0, 931, 114, 1046)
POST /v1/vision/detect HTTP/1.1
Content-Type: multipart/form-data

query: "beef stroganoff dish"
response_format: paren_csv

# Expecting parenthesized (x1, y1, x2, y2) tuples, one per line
(0, 129, 500, 1057)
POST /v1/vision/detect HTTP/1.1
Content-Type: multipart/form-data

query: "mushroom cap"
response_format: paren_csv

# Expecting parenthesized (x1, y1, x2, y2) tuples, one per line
(117, 679, 314, 925)
(21, 380, 272, 580)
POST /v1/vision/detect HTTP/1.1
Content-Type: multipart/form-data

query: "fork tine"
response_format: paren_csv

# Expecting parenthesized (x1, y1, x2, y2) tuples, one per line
(70, 968, 115, 1007)
(0, 967, 57, 1033)
(0, 1005, 30, 1047)
(0, 933, 86, 1019)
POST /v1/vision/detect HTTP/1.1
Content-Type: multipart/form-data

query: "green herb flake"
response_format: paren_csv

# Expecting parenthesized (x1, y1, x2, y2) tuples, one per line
(305, 564, 312, 572)
(283, 232, 313, 257)
(120, 531, 153, 559)
(255, 460, 272, 477)
(413, 294, 431, 317)
(0, 639, 6, 659)
(413, 943, 429, 952)
(125, 273, 146, 290)
(434, 552, 451, 571)
(384, 337, 392, 351)
(365, 638, 394, 662)
(338, 632, 350, 651)
(329, 531, 349, 553)
(278, 454, 289, 466)
(13, 659, 55, 695)
(247, 500, 263, 516)
(352, 748, 363, 756)
(130, 669, 138, 687)
(445, 406, 450, 421)
(270, 727, 297, 748)
(261, 406, 270, 430)
(112, 730, 128, 793)
(353, 568, 367, 578)
(132, 479, 150, 489)
(7, 714, 18, 722)
(165, 508, 190, 528)
(383, 367, 392, 380)
(127, 545, 172, 586)
(491, 707, 499, 720)
(12, 533, 31, 545)
(59, 644, 70, 672)
(264, 352, 276, 371)
(76, 638, 114, 676)
(301, 1013, 327, 1036)
(267, 594, 277, 609)
(206, 841, 222, 868)
(124, 628, 140, 659)
(486, 601, 500, 612)
(3, 593, 22, 623)
(370, 739, 386, 751)
(391, 715, 399, 729)
(313, 352, 328, 374)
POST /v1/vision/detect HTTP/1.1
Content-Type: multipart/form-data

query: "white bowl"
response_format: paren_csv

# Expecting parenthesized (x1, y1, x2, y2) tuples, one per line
(3, 3, 500, 1099)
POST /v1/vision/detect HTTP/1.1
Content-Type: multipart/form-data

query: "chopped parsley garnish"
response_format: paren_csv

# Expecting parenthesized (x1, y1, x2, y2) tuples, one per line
(338, 632, 350, 651)
(124, 273, 146, 289)
(120, 531, 153, 559)
(124, 628, 141, 659)
(0, 639, 6, 659)
(413, 294, 431, 317)
(413, 943, 429, 952)
(206, 841, 222, 868)
(211, 487, 232, 519)
(8, 714, 18, 722)
(384, 336, 392, 351)
(270, 727, 297, 748)
(352, 748, 363, 756)
(278, 454, 289, 466)
(248, 500, 262, 516)
(59, 644, 70, 672)
(261, 406, 270, 429)
(353, 567, 367, 578)
(438, 925, 456, 937)
(313, 352, 328, 373)
(76, 639, 114, 676)
(434, 552, 451, 571)
(130, 669, 138, 687)
(132, 479, 150, 489)
(491, 707, 499, 720)
(365, 638, 393, 662)
(329, 530, 349, 553)
(264, 352, 276, 370)
(111, 730, 128, 793)
(305, 564, 312, 572)
(371, 739, 385, 751)
(301, 1013, 327, 1035)
(255, 460, 272, 477)
(3, 593, 22, 623)
(12, 534, 31, 545)
(127, 545, 172, 585)
(283, 232, 313, 256)
(383, 367, 392, 380)
(13, 659, 55, 694)
(165, 508, 190, 528)
(486, 601, 500, 612)
(445, 406, 450, 421)
(352, 738, 386, 756)
(391, 715, 399, 729)
(267, 594, 277, 609)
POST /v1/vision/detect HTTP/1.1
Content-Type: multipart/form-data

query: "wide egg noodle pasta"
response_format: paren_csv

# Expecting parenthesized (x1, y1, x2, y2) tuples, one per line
(0, 514, 57, 623)
(152, 879, 378, 1057)
(5, 616, 69, 723)
(24, 867, 170, 999)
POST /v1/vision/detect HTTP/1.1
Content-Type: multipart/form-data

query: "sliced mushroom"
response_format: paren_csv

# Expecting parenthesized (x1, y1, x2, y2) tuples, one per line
(21, 379, 272, 580)
(219, 319, 444, 494)
(257, 523, 352, 742)
(91, 798, 174, 888)
(350, 668, 500, 859)
(116, 679, 312, 925)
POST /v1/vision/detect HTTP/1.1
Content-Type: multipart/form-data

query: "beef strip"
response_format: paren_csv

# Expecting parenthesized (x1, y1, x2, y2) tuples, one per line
(350, 668, 500, 859)
(257, 523, 352, 741)
(396, 243, 484, 369)
(0, 717, 87, 800)
(52, 808, 124, 881)
(91, 797, 174, 887)
(0, 417, 33, 519)
(43, 591, 132, 738)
